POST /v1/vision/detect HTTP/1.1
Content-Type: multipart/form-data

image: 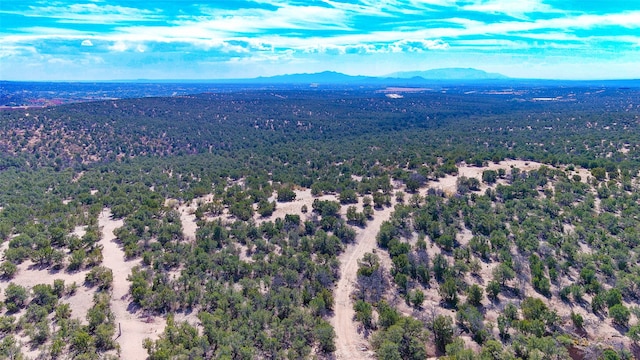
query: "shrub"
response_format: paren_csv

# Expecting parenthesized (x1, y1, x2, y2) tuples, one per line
(432, 315, 454, 352)
(609, 304, 630, 327)
(466, 284, 484, 306)
(85, 266, 113, 290)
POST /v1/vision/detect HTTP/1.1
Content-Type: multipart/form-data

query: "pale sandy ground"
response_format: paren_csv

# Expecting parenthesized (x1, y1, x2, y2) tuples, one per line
(0, 160, 607, 359)
(178, 204, 199, 242)
(256, 189, 339, 224)
(166, 196, 214, 242)
(0, 234, 94, 358)
(98, 208, 165, 360)
(0, 210, 193, 359)
(330, 160, 622, 358)
(331, 204, 395, 360)
(423, 160, 592, 196)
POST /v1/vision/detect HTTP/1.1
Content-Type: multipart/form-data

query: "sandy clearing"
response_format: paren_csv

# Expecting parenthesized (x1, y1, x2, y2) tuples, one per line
(167, 196, 214, 241)
(423, 160, 592, 196)
(64, 284, 95, 325)
(0, 265, 94, 357)
(331, 204, 395, 360)
(71, 225, 86, 238)
(99, 209, 164, 360)
(0, 235, 95, 355)
(171, 189, 341, 227)
(457, 227, 474, 247)
(0, 238, 92, 313)
(0, 263, 89, 301)
(179, 207, 198, 242)
(255, 189, 339, 224)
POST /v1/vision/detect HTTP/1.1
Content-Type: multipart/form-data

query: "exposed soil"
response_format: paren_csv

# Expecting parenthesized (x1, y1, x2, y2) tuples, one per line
(99, 209, 164, 359)
(331, 204, 395, 359)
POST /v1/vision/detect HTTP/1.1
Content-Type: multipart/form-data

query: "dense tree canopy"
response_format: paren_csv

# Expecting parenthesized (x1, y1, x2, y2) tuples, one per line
(0, 86, 639, 359)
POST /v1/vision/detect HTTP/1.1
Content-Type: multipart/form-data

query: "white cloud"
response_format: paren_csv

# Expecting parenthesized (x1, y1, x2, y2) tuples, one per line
(408, 0, 458, 8)
(321, 0, 390, 17)
(462, 0, 555, 18)
(12, 27, 88, 36)
(2, 1, 640, 70)
(390, 39, 449, 52)
(0, 45, 37, 58)
(4, 8, 639, 56)
(13, 3, 163, 24)
(109, 41, 128, 52)
(188, 3, 351, 33)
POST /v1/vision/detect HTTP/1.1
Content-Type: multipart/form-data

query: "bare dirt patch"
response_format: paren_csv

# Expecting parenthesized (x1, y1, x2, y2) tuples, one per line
(423, 160, 592, 195)
(99, 209, 164, 360)
(0, 236, 94, 355)
(255, 189, 339, 224)
(331, 204, 395, 360)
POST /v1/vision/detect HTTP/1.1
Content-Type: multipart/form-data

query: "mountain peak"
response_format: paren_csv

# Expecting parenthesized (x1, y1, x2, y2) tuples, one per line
(387, 68, 508, 80)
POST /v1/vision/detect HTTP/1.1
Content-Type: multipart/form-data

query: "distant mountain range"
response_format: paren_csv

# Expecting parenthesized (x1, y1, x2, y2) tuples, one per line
(255, 71, 372, 83)
(233, 68, 509, 84)
(386, 68, 509, 80)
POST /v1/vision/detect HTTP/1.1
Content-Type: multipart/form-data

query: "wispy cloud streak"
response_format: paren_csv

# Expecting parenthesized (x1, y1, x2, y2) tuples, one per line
(0, 0, 638, 80)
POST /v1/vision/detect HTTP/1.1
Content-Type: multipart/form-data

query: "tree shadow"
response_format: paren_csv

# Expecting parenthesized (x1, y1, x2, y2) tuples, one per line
(631, 343, 640, 360)
(471, 273, 485, 285)
(47, 265, 63, 275)
(127, 300, 140, 314)
(610, 322, 628, 334)
(356, 324, 373, 339)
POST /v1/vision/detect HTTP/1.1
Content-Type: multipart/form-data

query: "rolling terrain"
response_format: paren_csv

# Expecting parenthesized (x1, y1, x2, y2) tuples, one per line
(0, 86, 639, 359)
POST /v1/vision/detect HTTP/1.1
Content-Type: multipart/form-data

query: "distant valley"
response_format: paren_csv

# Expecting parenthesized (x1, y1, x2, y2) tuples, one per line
(2, 69, 638, 108)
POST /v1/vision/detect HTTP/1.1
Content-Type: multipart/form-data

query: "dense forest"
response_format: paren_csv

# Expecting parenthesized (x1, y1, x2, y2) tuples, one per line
(0, 86, 639, 359)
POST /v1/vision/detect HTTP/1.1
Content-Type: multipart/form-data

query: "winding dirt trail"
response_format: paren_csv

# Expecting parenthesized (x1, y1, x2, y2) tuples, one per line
(331, 205, 394, 360)
(99, 209, 164, 359)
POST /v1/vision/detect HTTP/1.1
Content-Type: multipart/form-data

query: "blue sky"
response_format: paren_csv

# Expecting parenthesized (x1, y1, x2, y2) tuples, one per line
(1, 0, 639, 80)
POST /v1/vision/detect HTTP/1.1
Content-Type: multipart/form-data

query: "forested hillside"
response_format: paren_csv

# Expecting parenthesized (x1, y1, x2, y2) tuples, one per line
(0, 87, 639, 359)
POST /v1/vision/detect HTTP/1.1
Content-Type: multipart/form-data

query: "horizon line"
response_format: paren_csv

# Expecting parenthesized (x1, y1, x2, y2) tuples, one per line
(2, 75, 640, 83)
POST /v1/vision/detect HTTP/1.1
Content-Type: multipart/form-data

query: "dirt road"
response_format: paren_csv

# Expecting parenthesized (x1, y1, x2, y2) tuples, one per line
(331, 205, 394, 360)
(99, 209, 164, 359)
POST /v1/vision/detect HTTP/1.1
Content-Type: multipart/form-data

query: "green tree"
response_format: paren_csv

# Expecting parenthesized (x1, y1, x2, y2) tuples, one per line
(257, 200, 276, 217)
(432, 254, 449, 283)
(486, 280, 501, 301)
(480, 339, 504, 360)
(71, 329, 94, 355)
(492, 263, 515, 286)
(628, 324, 640, 343)
(373, 317, 427, 360)
(466, 284, 484, 307)
(378, 301, 400, 329)
(31, 284, 57, 311)
(315, 321, 336, 353)
(409, 289, 425, 309)
(432, 315, 454, 353)
(609, 304, 630, 327)
(354, 300, 374, 329)
(439, 277, 458, 306)
(0, 261, 17, 279)
(605, 288, 623, 308)
(85, 266, 113, 290)
(482, 170, 498, 184)
(339, 189, 358, 204)
(521, 297, 548, 321)
(4, 283, 28, 313)
(277, 187, 296, 202)
(446, 338, 476, 360)
(570, 312, 584, 329)
(378, 341, 402, 360)
(590, 167, 607, 181)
